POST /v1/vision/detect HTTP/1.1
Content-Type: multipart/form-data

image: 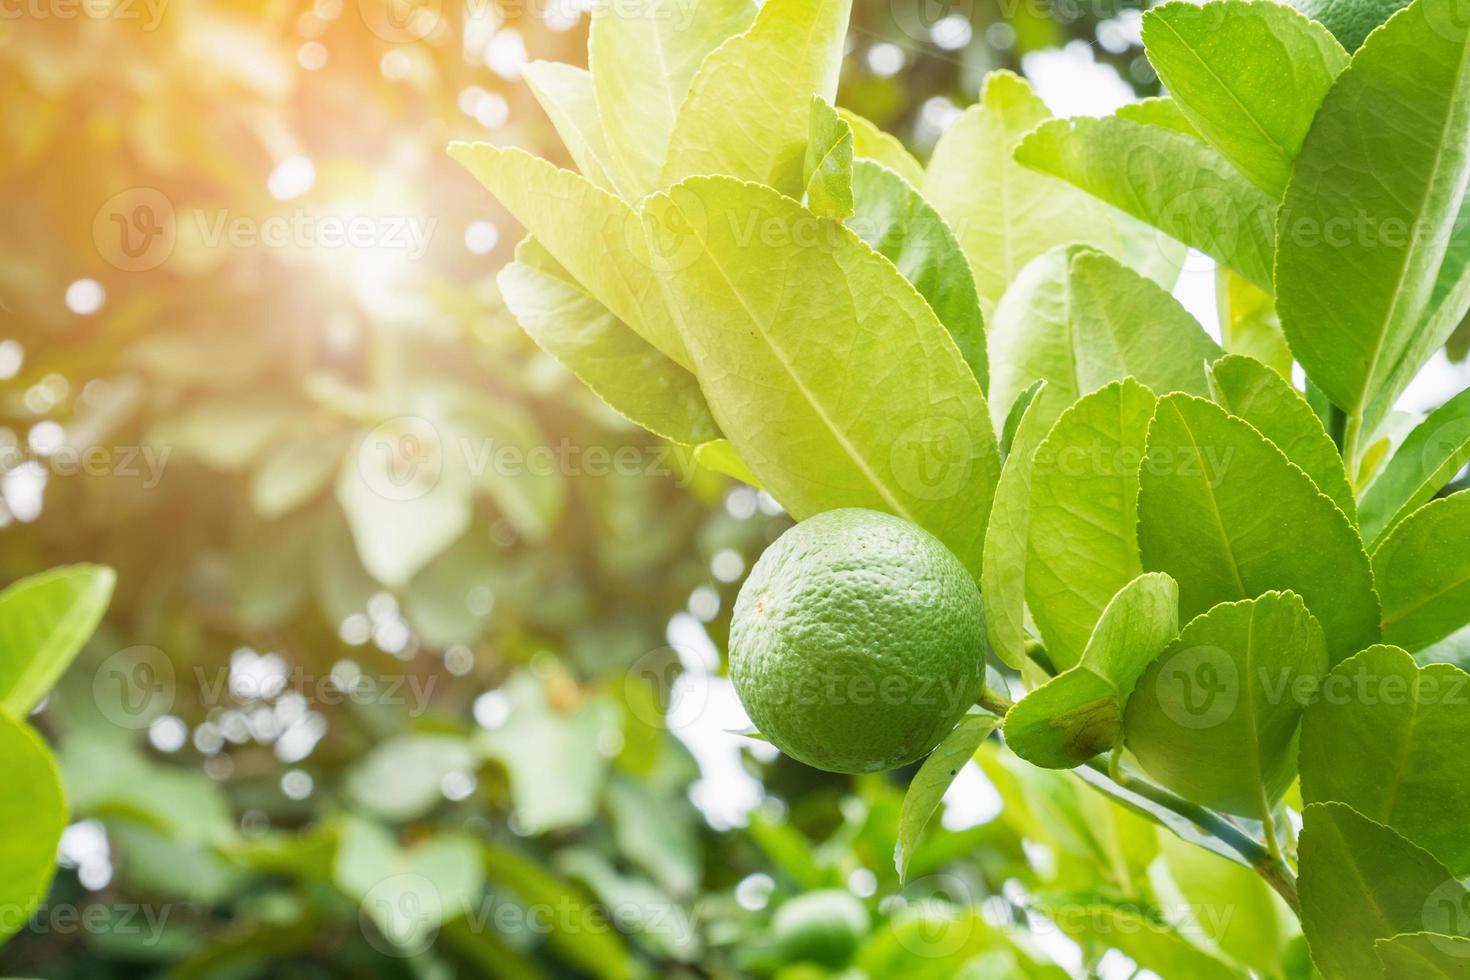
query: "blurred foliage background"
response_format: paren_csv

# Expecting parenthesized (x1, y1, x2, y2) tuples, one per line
(0, 1, 1211, 977)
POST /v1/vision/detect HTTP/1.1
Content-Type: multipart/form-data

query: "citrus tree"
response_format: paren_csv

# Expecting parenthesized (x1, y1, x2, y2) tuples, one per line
(456, 0, 1470, 975)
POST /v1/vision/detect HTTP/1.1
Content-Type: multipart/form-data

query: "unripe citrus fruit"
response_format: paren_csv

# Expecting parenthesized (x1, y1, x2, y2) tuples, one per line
(730, 508, 985, 774)
(1287, 0, 1409, 50)
(772, 889, 870, 967)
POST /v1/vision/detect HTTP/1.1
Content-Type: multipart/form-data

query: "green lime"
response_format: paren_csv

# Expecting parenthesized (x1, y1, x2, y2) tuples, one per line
(772, 889, 870, 968)
(730, 508, 985, 774)
(1287, 0, 1410, 50)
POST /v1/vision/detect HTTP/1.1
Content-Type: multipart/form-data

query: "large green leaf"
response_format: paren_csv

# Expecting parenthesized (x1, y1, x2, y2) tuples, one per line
(981, 383, 1060, 670)
(988, 246, 1220, 430)
(1137, 394, 1380, 664)
(1301, 644, 1470, 875)
(1154, 831, 1297, 977)
(924, 71, 1121, 314)
(1016, 115, 1277, 289)
(1216, 267, 1293, 376)
(1359, 386, 1470, 545)
(1125, 591, 1327, 818)
(1373, 492, 1470, 651)
(0, 564, 114, 717)
(1299, 802, 1469, 980)
(660, 0, 851, 197)
(448, 144, 687, 367)
(0, 712, 66, 944)
(838, 106, 925, 186)
(1377, 933, 1470, 978)
(642, 176, 1000, 575)
(522, 61, 621, 195)
(1287, 0, 1413, 50)
(1275, 0, 1470, 443)
(1027, 379, 1157, 670)
(498, 238, 719, 445)
(1207, 353, 1356, 516)
(588, 0, 755, 201)
(1142, 0, 1348, 197)
(1004, 572, 1179, 769)
(802, 96, 854, 220)
(895, 712, 997, 882)
(850, 159, 987, 390)
(335, 420, 473, 588)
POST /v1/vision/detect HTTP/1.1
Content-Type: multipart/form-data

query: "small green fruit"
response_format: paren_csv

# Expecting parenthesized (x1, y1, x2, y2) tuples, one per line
(730, 508, 985, 774)
(772, 889, 870, 968)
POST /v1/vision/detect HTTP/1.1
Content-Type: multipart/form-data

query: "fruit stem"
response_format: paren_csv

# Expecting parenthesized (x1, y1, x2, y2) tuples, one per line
(1083, 760, 1301, 916)
(974, 683, 1301, 915)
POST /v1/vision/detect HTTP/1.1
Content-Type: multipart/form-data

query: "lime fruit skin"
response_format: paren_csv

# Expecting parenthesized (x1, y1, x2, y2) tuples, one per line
(730, 508, 985, 774)
(1287, 0, 1410, 50)
(772, 889, 870, 968)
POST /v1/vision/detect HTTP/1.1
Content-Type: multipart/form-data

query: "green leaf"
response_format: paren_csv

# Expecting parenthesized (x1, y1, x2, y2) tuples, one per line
(523, 61, 621, 195)
(588, 0, 755, 201)
(660, 0, 851, 197)
(1031, 899, 1239, 980)
(1016, 114, 1277, 289)
(0, 712, 66, 944)
(405, 530, 499, 648)
(448, 144, 688, 367)
(1125, 591, 1327, 817)
(988, 247, 1219, 430)
(498, 238, 719, 446)
(1359, 386, 1470, 545)
(1275, 0, 1470, 440)
(1138, 394, 1380, 665)
(1301, 644, 1470, 875)
(483, 842, 635, 980)
(1026, 379, 1158, 670)
(447, 389, 567, 544)
(895, 712, 997, 882)
(837, 106, 925, 186)
(1116, 96, 1202, 137)
(249, 431, 347, 520)
(344, 735, 476, 823)
(333, 818, 486, 954)
(982, 383, 1060, 669)
(1299, 802, 1469, 980)
(478, 673, 619, 834)
(924, 71, 1122, 314)
(1374, 492, 1470, 651)
(1000, 380, 1044, 459)
(642, 176, 999, 575)
(1154, 831, 1297, 977)
(335, 421, 474, 588)
(1142, 0, 1348, 197)
(1207, 353, 1356, 516)
(849, 159, 987, 390)
(692, 439, 762, 488)
(0, 564, 114, 717)
(1376, 933, 1470, 978)
(802, 96, 854, 220)
(1216, 266, 1294, 376)
(1004, 572, 1180, 769)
